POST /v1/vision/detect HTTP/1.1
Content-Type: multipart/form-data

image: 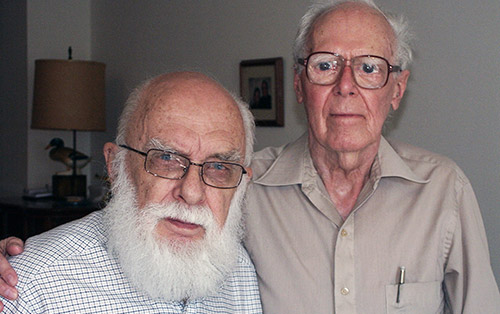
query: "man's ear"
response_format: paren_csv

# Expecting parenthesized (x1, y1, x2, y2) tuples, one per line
(245, 167, 253, 181)
(391, 70, 410, 111)
(103, 143, 119, 182)
(294, 71, 305, 104)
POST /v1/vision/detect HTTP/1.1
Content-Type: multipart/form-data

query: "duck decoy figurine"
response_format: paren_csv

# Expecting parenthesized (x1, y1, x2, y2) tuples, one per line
(45, 138, 91, 175)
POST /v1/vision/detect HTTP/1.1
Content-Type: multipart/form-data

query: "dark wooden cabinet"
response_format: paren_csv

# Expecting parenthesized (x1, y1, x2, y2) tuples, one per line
(0, 197, 102, 240)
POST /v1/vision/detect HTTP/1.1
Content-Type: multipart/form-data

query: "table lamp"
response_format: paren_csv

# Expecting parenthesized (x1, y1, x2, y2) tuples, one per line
(31, 48, 105, 201)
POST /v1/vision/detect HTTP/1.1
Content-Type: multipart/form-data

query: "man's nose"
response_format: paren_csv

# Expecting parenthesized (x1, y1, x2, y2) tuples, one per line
(175, 165, 206, 206)
(333, 65, 357, 96)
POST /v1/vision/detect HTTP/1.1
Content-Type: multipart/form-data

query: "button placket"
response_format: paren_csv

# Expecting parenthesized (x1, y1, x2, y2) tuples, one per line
(334, 217, 356, 312)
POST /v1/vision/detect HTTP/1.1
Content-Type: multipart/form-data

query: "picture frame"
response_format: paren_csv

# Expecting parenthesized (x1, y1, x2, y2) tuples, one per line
(240, 57, 284, 127)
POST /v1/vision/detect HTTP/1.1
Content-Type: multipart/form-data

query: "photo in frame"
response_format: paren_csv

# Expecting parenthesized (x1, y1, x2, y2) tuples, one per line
(240, 57, 284, 127)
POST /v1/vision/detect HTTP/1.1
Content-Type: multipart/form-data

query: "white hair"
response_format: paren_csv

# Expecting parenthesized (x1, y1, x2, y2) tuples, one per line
(293, 0, 414, 72)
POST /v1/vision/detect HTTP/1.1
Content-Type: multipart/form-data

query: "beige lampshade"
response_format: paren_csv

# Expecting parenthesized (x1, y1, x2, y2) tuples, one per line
(32, 59, 106, 131)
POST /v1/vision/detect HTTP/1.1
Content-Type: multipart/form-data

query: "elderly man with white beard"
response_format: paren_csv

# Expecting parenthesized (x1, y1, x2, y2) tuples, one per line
(0, 72, 262, 313)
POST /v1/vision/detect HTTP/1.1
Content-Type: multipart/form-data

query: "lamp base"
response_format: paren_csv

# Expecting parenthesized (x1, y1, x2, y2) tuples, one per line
(52, 175, 86, 201)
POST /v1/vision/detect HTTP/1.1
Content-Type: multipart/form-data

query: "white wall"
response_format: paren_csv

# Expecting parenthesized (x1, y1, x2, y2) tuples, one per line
(90, 1, 311, 157)
(26, 0, 93, 189)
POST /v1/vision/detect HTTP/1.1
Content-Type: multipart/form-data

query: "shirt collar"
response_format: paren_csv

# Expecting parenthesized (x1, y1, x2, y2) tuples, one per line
(254, 133, 428, 186)
(254, 133, 308, 185)
(376, 137, 428, 183)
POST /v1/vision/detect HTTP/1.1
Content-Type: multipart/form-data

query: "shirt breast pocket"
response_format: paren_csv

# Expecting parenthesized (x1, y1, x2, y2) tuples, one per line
(385, 281, 444, 314)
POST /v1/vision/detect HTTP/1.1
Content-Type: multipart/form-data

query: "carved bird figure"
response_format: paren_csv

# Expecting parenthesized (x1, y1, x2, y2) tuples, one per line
(45, 138, 91, 175)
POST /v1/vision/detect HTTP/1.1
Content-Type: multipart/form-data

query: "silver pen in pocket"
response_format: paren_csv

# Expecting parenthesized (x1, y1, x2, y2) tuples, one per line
(396, 266, 405, 303)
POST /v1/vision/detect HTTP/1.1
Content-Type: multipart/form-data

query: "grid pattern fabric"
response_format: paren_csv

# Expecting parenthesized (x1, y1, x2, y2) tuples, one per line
(1, 211, 262, 313)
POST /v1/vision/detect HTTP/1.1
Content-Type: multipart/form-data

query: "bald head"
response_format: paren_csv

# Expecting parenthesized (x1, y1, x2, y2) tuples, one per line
(129, 72, 242, 147)
(116, 72, 254, 166)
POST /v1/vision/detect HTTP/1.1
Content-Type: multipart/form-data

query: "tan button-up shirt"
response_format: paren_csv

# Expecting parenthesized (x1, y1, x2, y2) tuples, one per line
(244, 133, 500, 313)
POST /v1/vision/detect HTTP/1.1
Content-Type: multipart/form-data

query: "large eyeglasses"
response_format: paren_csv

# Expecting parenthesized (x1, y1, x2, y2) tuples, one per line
(298, 52, 401, 89)
(119, 145, 247, 189)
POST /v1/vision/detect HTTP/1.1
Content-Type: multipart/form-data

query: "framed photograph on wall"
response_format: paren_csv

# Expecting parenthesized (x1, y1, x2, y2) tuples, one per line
(240, 57, 284, 127)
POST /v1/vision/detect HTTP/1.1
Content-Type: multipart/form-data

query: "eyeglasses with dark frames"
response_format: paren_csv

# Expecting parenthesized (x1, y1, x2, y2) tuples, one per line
(297, 51, 402, 89)
(119, 144, 247, 189)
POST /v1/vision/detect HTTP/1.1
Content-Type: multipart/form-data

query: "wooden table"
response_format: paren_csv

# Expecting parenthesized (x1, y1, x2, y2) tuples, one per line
(0, 197, 102, 240)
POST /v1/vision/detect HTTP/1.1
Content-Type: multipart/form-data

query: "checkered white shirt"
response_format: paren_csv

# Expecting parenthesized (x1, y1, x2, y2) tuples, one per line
(1, 211, 262, 313)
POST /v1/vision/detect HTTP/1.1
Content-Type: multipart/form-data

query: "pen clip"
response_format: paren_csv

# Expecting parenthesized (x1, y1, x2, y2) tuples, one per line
(399, 266, 406, 284)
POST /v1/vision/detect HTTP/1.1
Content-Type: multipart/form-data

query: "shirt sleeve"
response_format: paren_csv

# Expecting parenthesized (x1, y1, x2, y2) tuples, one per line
(443, 176, 500, 312)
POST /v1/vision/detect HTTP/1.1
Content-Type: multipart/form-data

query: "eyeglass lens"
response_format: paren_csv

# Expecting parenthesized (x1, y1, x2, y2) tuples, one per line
(145, 149, 244, 188)
(306, 53, 390, 89)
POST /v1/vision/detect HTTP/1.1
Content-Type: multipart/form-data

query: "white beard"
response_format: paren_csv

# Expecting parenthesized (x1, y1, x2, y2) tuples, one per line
(104, 151, 247, 301)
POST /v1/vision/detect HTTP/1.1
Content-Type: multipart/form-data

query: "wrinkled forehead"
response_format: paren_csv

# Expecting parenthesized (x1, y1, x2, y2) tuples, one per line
(128, 76, 246, 158)
(309, 3, 396, 57)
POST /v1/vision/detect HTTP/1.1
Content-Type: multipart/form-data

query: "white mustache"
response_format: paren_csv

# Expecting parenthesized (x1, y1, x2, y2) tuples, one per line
(141, 201, 217, 234)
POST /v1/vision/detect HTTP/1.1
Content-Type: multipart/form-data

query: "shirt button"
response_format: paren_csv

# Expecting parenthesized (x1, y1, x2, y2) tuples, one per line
(341, 229, 348, 237)
(341, 287, 350, 295)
